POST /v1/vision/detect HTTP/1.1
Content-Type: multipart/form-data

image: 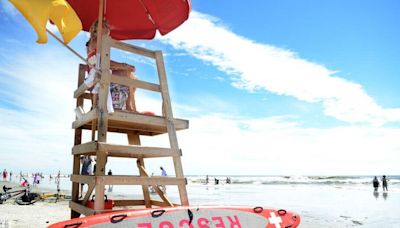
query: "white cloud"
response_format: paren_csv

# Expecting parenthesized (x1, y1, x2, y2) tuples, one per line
(0, 45, 80, 172)
(178, 114, 400, 175)
(160, 11, 400, 126)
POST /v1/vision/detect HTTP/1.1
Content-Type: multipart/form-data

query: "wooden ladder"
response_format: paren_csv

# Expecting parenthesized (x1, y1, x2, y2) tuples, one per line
(70, 35, 189, 218)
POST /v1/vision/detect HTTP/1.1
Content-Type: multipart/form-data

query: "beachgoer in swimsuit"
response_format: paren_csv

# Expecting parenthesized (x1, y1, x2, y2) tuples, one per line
(373, 176, 379, 191)
(382, 175, 388, 192)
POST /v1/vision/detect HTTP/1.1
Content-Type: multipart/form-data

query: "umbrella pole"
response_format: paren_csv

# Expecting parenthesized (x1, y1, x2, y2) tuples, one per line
(46, 29, 88, 65)
(95, 0, 105, 69)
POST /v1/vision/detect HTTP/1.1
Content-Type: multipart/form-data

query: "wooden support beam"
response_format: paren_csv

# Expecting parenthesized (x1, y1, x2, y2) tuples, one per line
(96, 35, 111, 143)
(71, 64, 86, 219)
(72, 109, 98, 129)
(72, 141, 179, 158)
(71, 175, 96, 184)
(155, 51, 189, 206)
(151, 200, 180, 207)
(111, 75, 161, 92)
(100, 143, 179, 158)
(127, 133, 152, 208)
(92, 33, 111, 212)
(70, 201, 95, 216)
(82, 183, 95, 206)
(81, 93, 92, 100)
(74, 111, 188, 135)
(74, 83, 89, 99)
(137, 162, 174, 207)
(110, 112, 188, 130)
(136, 158, 152, 208)
(102, 176, 186, 186)
(72, 141, 99, 155)
(94, 146, 108, 211)
(110, 39, 156, 59)
(113, 200, 146, 207)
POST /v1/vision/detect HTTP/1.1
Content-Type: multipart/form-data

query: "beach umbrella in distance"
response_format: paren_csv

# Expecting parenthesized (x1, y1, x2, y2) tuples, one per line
(66, 0, 191, 40)
(9, 0, 82, 44)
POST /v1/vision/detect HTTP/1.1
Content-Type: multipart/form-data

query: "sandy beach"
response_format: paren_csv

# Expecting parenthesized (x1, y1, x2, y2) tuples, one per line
(0, 178, 399, 227)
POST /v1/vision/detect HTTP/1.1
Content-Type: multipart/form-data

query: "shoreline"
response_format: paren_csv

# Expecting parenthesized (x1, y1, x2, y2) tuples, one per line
(1, 180, 399, 227)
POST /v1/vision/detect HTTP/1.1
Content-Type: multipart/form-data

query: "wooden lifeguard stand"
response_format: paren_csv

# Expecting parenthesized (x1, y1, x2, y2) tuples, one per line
(70, 34, 189, 218)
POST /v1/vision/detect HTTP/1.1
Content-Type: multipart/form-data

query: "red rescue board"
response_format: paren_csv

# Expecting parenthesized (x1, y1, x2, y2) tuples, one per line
(49, 206, 300, 227)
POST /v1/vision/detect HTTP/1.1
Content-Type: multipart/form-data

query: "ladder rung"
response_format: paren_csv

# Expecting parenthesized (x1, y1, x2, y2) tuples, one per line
(72, 111, 189, 136)
(71, 175, 186, 186)
(111, 76, 161, 93)
(72, 142, 180, 158)
(72, 109, 97, 129)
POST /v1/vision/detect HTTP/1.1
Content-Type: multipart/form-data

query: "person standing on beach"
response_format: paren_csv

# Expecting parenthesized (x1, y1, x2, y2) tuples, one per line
(80, 156, 93, 198)
(159, 167, 167, 193)
(160, 167, 167, 177)
(92, 158, 97, 175)
(382, 175, 388, 192)
(56, 171, 61, 184)
(372, 176, 379, 191)
(2, 169, 8, 181)
(33, 173, 38, 186)
(107, 169, 113, 192)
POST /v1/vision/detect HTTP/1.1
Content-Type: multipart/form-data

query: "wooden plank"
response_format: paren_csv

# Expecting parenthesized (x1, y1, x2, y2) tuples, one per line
(94, 33, 111, 212)
(82, 183, 95, 206)
(69, 201, 95, 216)
(72, 108, 98, 129)
(110, 39, 156, 59)
(151, 200, 180, 207)
(96, 34, 111, 143)
(102, 176, 186, 186)
(81, 93, 92, 100)
(138, 158, 152, 208)
(155, 51, 189, 206)
(71, 64, 86, 219)
(110, 112, 188, 130)
(72, 141, 99, 155)
(113, 200, 146, 207)
(137, 162, 174, 207)
(71, 175, 95, 184)
(91, 96, 97, 141)
(74, 83, 89, 99)
(126, 132, 151, 208)
(111, 75, 161, 92)
(98, 143, 178, 158)
(77, 112, 188, 135)
(71, 155, 81, 219)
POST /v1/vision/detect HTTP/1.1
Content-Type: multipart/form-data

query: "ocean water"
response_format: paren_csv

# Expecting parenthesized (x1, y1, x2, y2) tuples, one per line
(10, 175, 400, 194)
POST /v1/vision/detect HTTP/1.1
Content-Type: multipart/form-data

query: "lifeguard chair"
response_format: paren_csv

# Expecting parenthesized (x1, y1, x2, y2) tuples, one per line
(70, 35, 189, 218)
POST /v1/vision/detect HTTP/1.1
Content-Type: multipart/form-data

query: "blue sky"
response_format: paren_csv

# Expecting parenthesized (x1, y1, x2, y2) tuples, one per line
(0, 0, 399, 175)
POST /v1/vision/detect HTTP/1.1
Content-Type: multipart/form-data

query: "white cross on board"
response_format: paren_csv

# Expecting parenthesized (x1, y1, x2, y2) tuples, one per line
(269, 212, 282, 228)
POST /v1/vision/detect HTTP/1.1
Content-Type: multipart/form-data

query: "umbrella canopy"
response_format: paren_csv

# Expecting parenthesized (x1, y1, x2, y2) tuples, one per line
(67, 0, 191, 40)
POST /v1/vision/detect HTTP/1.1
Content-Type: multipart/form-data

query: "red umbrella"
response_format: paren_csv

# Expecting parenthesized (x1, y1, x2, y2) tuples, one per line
(67, 0, 191, 40)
